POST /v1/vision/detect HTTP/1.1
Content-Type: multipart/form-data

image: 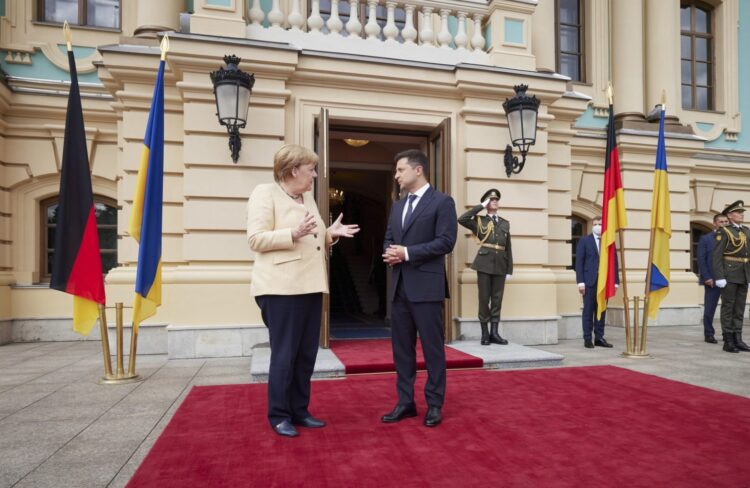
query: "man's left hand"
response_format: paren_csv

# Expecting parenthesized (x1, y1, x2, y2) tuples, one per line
(383, 245, 406, 265)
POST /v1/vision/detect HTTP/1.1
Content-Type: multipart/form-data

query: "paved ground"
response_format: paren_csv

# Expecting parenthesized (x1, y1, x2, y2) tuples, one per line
(0, 325, 747, 487)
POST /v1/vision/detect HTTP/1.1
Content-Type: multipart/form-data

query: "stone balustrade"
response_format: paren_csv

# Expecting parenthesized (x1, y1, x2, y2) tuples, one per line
(246, 0, 491, 64)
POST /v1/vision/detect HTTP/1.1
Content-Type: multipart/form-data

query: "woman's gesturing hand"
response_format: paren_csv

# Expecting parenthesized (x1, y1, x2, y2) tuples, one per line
(328, 213, 360, 239)
(292, 211, 318, 241)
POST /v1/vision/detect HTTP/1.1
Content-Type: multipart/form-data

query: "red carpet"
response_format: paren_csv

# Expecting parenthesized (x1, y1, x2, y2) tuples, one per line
(329, 338, 483, 373)
(127, 366, 750, 488)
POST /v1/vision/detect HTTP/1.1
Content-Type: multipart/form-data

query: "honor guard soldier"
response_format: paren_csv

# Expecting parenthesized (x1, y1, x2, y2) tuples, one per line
(712, 200, 750, 353)
(458, 189, 512, 345)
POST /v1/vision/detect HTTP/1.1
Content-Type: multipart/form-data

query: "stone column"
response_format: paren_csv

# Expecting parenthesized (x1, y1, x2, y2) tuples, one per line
(611, 0, 644, 120)
(645, 0, 680, 119)
(135, 0, 183, 37)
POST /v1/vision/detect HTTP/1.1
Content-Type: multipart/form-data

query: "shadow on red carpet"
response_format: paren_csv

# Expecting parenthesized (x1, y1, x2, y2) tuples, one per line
(330, 338, 483, 374)
(127, 366, 750, 488)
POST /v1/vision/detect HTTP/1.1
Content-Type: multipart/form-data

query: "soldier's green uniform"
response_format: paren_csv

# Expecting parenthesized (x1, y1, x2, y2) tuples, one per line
(458, 189, 513, 345)
(712, 200, 750, 353)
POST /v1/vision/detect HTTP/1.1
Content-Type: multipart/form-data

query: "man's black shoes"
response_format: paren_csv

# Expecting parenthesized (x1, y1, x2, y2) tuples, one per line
(584, 340, 594, 349)
(273, 420, 299, 437)
(704, 335, 718, 344)
(424, 407, 442, 427)
(381, 404, 418, 423)
(292, 416, 326, 428)
(594, 338, 613, 348)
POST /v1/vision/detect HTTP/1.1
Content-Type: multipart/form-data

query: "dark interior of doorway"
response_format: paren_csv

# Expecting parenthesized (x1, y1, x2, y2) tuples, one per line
(328, 127, 428, 340)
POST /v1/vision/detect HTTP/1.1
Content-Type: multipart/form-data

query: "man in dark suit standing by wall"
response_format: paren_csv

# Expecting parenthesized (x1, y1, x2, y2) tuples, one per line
(697, 213, 728, 344)
(381, 149, 457, 428)
(575, 216, 618, 349)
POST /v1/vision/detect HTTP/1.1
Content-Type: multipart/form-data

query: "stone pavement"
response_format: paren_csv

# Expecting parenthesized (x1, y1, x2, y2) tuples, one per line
(0, 325, 747, 487)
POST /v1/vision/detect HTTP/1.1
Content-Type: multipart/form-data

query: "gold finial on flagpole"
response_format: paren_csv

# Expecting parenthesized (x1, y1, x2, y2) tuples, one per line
(606, 82, 613, 106)
(63, 21, 73, 52)
(160, 33, 170, 61)
(661, 89, 666, 113)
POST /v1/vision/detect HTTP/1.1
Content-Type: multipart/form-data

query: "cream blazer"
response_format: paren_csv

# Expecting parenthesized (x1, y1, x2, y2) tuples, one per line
(247, 183, 332, 296)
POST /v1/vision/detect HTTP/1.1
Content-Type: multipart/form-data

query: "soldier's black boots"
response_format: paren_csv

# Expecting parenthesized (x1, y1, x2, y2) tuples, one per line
(734, 332, 750, 352)
(489, 322, 508, 345)
(723, 334, 740, 353)
(480, 323, 490, 345)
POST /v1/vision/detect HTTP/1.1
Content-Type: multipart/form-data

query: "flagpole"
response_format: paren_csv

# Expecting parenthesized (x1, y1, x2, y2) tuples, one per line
(608, 83, 632, 354)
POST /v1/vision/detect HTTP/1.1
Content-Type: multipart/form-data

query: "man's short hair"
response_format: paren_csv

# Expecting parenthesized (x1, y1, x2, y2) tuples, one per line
(394, 149, 430, 180)
(713, 213, 726, 223)
(593, 216, 602, 222)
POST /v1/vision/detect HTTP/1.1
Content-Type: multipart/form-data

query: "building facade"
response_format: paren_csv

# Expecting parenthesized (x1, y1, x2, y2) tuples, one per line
(1, 0, 748, 357)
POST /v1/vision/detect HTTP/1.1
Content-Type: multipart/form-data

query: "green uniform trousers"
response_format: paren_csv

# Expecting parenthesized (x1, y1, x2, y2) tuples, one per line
(720, 282, 747, 334)
(477, 271, 506, 324)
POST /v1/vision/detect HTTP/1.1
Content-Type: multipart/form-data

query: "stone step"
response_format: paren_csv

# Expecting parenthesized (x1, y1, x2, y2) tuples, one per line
(249, 341, 564, 381)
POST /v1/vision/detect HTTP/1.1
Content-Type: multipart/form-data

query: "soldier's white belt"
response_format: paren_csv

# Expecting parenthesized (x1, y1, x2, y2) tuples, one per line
(481, 243, 506, 251)
(724, 256, 749, 263)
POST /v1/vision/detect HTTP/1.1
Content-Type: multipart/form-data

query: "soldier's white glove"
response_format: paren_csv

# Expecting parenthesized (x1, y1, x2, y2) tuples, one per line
(482, 198, 491, 208)
(615, 284, 619, 289)
(715, 279, 727, 288)
(505, 274, 512, 281)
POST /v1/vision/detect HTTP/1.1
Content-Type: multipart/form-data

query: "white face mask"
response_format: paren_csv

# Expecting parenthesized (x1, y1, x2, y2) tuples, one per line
(592, 224, 602, 236)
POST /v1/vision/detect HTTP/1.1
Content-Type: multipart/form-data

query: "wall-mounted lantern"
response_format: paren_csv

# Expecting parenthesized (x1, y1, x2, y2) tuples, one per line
(502, 84, 540, 177)
(210, 55, 255, 163)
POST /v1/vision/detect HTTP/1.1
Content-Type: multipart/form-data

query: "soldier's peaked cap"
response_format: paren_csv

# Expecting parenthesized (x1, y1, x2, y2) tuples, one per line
(481, 188, 501, 202)
(722, 200, 745, 216)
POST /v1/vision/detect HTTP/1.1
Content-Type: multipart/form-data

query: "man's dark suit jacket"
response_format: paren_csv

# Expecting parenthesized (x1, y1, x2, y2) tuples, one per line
(384, 186, 457, 302)
(697, 230, 716, 284)
(575, 234, 619, 288)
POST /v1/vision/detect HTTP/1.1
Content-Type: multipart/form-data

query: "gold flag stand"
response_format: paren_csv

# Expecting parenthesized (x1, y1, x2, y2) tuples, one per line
(621, 296, 651, 358)
(97, 303, 143, 384)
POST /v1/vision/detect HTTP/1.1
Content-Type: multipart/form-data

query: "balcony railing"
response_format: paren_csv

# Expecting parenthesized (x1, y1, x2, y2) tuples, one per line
(246, 0, 490, 65)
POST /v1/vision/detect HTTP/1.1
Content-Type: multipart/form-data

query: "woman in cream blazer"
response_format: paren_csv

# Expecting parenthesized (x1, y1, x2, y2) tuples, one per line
(247, 144, 359, 438)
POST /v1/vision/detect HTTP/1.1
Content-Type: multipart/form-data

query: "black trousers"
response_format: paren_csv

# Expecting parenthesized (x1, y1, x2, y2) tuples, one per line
(390, 280, 446, 408)
(477, 271, 506, 323)
(702, 285, 721, 337)
(720, 282, 748, 334)
(581, 285, 606, 341)
(256, 293, 322, 426)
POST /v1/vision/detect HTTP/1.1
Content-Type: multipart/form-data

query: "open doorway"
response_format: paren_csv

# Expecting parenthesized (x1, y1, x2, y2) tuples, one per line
(327, 129, 427, 339)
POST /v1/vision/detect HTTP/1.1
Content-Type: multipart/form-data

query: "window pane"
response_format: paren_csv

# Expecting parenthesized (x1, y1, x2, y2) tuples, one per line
(695, 37, 709, 61)
(87, 0, 120, 28)
(681, 60, 692, 83)
(98, 228, 117, 250)
(47, 252, 55, 276)
(695, 8, 709, 33)
(101, 252, 117, 274)
(559, 25, 579, 52)
(95, 203, 117, 225)
(680, 6, 690, 30)
(696, 61, 708, 85)
(47, 204, 59, 224)
(48, 227, 56, 250)
(696, 86, 709, 110)
(45, 0, 79, 24)
(681, 35, 691, 59)
(559, 0, 579, 24)
(559, 53, 580, 81)
(682, 85, 692, 108)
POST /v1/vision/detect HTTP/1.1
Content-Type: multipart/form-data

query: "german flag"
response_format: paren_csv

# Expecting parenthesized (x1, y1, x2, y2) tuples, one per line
(49, 50, 106, 335)
(596, 104, 627, 319)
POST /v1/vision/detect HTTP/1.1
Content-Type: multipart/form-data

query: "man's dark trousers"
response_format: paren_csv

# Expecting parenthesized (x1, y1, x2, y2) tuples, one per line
(391, 279, 446, 408)
(703, 285, 721, 337)
(582, 285, 606, 342)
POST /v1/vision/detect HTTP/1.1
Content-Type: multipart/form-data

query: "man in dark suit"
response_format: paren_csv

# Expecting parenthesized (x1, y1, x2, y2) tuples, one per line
(381, 149, 457, 428)
(458, 188, 512, 345)
(575, 216, 618, 349)
(712, 200, 750, 353)
(697, 213, 728, 344)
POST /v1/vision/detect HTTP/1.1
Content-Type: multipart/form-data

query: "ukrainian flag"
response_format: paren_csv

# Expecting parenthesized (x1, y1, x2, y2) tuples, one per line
(129, 58, 165, 330)
(647, 108, 671, 319)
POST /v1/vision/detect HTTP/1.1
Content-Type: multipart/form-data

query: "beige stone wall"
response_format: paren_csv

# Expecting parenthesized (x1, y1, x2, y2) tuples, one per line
(1, 0, 749, 338)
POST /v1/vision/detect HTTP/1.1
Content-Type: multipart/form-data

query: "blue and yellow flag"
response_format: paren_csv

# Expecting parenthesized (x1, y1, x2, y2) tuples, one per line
(647, 108, 671, 319)
(129, 57, 165, 330)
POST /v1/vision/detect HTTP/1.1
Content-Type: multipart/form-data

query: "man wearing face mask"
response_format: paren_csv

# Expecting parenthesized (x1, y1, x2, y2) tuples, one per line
(575, 216, 618, 349)
(458, 189, 512, 346)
